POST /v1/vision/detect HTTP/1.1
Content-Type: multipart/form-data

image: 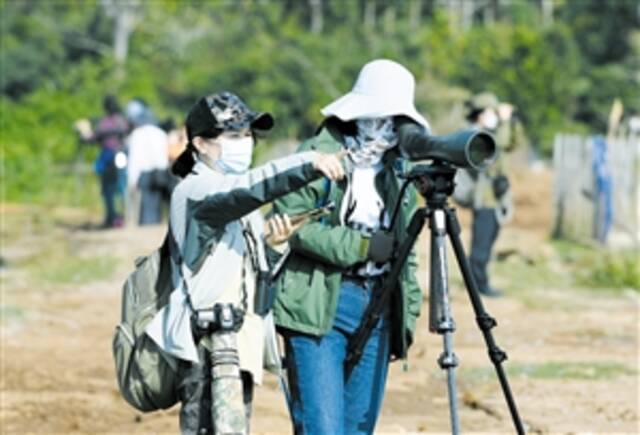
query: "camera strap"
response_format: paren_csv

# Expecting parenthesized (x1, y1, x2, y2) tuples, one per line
(240, 220, 263, 313)
(168, 219, 252, 318)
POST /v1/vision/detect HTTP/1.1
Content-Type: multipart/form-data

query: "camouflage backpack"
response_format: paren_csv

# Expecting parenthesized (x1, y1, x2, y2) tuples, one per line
(112, 234, 179, 412)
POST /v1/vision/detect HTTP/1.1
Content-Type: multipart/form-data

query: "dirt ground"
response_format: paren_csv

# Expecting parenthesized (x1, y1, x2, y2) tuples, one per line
(1, 167, 638, 434)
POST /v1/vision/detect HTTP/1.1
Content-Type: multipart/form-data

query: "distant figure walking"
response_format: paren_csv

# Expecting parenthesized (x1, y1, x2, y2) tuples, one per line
(125, 99, 169, 225)
(76, 94, 128, 229)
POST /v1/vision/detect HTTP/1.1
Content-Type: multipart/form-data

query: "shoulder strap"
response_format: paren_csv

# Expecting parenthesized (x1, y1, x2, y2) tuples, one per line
(166, 225, 196, 313)
(316, 177, 333, 224)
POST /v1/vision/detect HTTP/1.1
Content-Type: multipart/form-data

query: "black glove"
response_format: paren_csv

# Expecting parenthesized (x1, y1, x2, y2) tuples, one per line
(492, 175, 510, 198)
(367, 230, 395, 264)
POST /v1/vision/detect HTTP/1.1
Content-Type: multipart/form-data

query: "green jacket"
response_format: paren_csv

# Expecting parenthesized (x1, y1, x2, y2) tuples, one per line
(272, 123, 423, 360)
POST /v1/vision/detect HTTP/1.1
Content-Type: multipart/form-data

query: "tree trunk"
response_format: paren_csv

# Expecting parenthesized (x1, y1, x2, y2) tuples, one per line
(541, 0, 554, 27)
(409, 0, 422, 30)
(114, 8, 134, 64)
(461, 0, 474, 30)
(309, 0, 323, 34)
(440, 0, 464, 31)
(383, 4, 396, 35)
(101, 0, 140, 65)
(484, 0, 499, 25)
(364, 0, 376, 32)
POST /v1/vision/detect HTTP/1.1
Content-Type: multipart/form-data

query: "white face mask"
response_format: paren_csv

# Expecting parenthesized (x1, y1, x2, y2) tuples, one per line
(215, 136, 254, 174)
(480, 109, 499, 130)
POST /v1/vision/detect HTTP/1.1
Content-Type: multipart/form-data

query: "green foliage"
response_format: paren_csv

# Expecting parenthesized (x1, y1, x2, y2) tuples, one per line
(444, 20, 596, 151)
(560, 0, 640, 65)
(552, 240, 640, 291)
(2, 58, 115, 203)
(582, 251, 640, 290)
(2, 0, 639, 205)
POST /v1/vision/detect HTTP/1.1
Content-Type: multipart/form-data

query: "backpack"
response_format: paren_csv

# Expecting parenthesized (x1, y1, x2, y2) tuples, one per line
(112, 234, 179, 412)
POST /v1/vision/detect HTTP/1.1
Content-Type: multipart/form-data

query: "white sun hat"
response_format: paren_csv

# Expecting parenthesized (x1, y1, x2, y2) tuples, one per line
(321, 59, 430, 130)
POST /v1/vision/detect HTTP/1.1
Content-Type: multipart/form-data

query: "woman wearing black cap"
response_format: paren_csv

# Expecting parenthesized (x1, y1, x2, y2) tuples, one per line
(144, 92, 345, 434)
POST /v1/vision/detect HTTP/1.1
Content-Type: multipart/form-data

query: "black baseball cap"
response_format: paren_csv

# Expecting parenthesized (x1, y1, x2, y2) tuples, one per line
(185, 91, 274, 141)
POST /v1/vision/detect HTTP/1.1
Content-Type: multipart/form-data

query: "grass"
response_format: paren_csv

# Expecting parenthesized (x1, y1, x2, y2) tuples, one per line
(21, 236, 119, 287)
(491, 256, 573, 292)
(552, 239, 640, 292)
(515, 292, 585, 312)
(2, 204, 119, 289)
(0, 304, 26, 322)
(463, 361, 637, 382)
(487, 239, 639, 298)
(34, 254, 118, 285)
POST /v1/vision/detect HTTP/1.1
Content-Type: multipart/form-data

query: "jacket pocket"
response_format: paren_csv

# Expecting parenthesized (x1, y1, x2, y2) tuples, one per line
(277, 255, 327, 330)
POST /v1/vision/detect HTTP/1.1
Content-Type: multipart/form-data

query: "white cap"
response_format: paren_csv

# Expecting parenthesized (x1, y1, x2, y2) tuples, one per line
(321, 59, 430, 130)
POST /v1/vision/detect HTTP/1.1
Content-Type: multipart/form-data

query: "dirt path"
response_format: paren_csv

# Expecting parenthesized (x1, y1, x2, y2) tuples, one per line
(1, 184, 638, 434)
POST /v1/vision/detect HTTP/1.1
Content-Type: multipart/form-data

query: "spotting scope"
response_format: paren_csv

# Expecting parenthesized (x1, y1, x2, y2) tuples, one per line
(397, 119, 496, 170)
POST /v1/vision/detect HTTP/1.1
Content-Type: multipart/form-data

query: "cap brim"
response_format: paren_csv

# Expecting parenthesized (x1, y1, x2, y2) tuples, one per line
(321, 92, 430, 131)
(250, 112, 274, 131)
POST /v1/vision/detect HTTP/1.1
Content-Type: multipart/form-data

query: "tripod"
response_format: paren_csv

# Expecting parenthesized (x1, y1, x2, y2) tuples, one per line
(345, 163, 525, 434)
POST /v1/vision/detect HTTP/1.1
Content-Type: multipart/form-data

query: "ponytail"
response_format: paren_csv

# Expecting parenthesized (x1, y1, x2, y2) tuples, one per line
(172, 143, 198, 178)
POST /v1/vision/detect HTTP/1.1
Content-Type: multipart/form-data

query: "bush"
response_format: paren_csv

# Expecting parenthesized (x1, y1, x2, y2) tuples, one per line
(585, 251, 640, 290)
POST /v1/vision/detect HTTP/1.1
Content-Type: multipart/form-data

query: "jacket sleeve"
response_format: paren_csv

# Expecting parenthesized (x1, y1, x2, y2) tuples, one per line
(193, 151, 320, 227)
(272, 141, 369, 268)
(288, 218, 369, 268)
(402, 186, 423, 337)
(404, 247, 422, 335)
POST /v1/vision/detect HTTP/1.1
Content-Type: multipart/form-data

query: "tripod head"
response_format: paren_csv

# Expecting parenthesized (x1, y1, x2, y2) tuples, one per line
(388, 162, 458, 229)
(405, 163, 458, 205)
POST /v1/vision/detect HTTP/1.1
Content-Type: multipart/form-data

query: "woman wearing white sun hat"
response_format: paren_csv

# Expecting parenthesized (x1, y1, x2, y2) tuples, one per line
(272, 59, 428, 435)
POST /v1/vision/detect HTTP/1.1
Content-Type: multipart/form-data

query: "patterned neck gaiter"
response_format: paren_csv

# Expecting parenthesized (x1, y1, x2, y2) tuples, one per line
(344, 117, 398, 168)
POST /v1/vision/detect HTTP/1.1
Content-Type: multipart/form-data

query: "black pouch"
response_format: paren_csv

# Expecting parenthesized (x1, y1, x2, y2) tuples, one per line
(492, 174, 510, 198)
(253, 270, 276, 317)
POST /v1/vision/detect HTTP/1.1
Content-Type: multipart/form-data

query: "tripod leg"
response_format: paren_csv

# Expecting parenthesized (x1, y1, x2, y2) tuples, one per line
(445, 207, 525, 435)
(429, 209, 460, 435)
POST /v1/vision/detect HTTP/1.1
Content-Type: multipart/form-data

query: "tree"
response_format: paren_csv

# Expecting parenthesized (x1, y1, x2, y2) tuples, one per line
(309, 0, 323, 33)
(100, 0, 143, 66)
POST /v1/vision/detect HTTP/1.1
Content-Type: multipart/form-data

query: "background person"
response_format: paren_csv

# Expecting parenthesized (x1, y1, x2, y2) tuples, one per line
(453, 92, 527, 297)
(75, 94, 129, 228)
(144, 92, 346, 434)
(125, 99, 169, 226)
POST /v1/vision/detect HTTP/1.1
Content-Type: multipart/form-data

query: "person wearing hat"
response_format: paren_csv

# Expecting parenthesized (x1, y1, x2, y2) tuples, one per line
(453, 92, 527, 297)
(144, 91, 346, 434)
(271, 59, 426, 434)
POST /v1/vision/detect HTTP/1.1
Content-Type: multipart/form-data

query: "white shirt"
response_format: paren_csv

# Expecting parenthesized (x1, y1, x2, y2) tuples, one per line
(126, 125, 169, 188)
(342, 163, 391, 276)
(347, 164, 387, 230)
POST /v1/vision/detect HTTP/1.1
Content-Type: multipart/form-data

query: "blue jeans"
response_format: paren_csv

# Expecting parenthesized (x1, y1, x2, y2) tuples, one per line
(283, 278, 390, 435)
(470, 208, 500, 293)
